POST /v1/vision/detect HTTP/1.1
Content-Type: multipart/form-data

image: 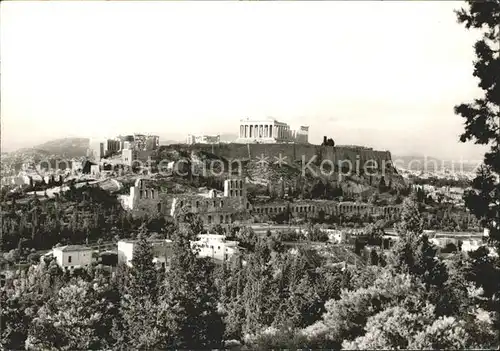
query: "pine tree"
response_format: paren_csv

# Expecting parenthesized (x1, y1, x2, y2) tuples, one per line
(158, 227, 224, 349)
(378, 176, 387, 193)
(26, 278, 118, 350)
(454, 1, 500, 249)
(119, 226, 162, 349)
(1, 292, 29, 350)
(280, 180, 285, 199)
(396, 198, 424, 238)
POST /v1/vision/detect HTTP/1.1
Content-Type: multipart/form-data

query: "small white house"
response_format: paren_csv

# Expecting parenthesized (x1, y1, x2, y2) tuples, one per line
(191, 234, 240, 262)
(321, 229, 346, 244)
(461, 239, 481, 253)
(52, 245, 93, 270)
(117, 239, 173, 267)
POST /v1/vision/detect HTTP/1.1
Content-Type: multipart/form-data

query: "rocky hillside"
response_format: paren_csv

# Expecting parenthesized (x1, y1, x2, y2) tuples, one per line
(156, 145, 406, 198)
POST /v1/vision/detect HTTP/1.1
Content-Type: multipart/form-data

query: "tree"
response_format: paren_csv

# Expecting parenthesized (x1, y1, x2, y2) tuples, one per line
(368, 191, 379, 205)
(279, 180, 285, 199)
(344, 303, 497, 350)
(378, 176, 387, 193)
(186, 214, 204, 240)
(409, 313, 494, 350)
(158, 227, 224, 349)
(119, 229, 162, 349)
(395, 197, 423, 238)
(26, 278, 118, 350)
(454, 1, 500, 249)
(308, 225, 329, 242)
(342, 304, 436, 350)
(1, 292, 30, 350)
(236, 226, 258, 251)
(212, 223, 225, 235)
(318, 271, 426, 347)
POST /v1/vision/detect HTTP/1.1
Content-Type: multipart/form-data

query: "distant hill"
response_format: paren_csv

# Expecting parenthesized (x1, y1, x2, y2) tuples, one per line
(160, 140, 184, 145)
(219, 133, 238, 143)
(9, 138, 90, 160)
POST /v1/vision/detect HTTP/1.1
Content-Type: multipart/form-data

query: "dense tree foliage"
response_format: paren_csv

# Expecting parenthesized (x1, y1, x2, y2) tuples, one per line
(454, 0, 500, 249)
(1, 196, 498, 350)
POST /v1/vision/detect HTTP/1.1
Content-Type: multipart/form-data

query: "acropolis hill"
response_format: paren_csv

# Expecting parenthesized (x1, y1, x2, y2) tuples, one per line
(177, 117, 395, 172)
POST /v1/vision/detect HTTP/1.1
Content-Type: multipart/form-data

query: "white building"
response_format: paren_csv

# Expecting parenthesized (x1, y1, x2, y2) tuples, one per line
(321, 229, 347, 244)
(186, 134, 220, 145)
(88, 138, 121, 162)
(461, 239, 481, 252)
(117, 239, 173, 267)
(117, 234, 241, 267)
(52, 245, 93, 270)
(191, 234, 240, 262)
(236, 117, 309, 144)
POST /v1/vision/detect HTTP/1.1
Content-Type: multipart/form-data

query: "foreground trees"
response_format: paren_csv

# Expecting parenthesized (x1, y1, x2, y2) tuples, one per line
(454, 0, 500, 249)
(1, 199, 499, 350)
(158, 226, 224, 349)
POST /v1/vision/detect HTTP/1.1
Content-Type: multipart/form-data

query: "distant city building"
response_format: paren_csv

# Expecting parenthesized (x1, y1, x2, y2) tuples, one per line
(89, 134, 159, 163)
(121, 149, 138, 167)
(121, 134, 159, 151)
(88, 137, 121, 161)
(186, 134, 221, 145)
(236, 117, 308, 144)
(145, 135, 160, 150)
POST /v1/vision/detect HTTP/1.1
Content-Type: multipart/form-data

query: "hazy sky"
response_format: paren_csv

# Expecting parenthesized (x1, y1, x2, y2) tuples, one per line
(1, 1, 488, 160)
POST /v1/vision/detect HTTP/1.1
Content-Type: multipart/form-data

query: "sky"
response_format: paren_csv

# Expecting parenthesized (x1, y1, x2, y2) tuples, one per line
(0, 1, 489, 160)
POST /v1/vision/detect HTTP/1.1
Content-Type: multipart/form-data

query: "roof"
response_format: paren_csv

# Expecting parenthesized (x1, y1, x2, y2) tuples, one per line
(118, 239, 172, 245)
(54, 245, 92, 252)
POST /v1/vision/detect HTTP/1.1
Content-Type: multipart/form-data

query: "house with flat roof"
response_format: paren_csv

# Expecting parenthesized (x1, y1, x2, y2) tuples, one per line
(52, 245, 93, 270)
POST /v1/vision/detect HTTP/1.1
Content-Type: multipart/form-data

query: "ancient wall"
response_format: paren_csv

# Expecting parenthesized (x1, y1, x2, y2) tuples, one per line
(169, 143, 393, 170)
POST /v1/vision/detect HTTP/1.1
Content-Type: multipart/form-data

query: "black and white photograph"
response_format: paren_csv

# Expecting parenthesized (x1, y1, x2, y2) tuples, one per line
(1, 1, 499, 350)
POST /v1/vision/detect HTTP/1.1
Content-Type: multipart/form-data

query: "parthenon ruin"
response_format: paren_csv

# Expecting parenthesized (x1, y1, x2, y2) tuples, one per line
(236, 117, 309, 144)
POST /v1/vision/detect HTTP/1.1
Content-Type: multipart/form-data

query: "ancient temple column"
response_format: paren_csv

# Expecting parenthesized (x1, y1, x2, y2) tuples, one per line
(269, 124, 273, 138)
